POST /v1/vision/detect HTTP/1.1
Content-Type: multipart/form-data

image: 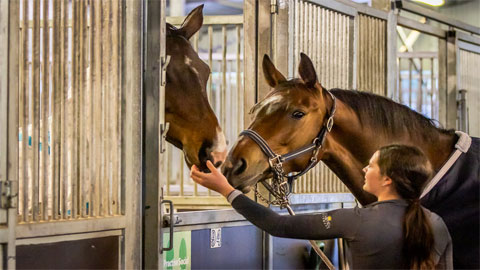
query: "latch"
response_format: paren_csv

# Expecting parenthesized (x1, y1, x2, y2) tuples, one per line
(0, 180, 17, 209)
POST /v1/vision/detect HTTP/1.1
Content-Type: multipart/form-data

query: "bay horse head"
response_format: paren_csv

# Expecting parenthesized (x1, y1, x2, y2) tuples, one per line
(166, 5, 227, 171)
(222, 53, 334, 192)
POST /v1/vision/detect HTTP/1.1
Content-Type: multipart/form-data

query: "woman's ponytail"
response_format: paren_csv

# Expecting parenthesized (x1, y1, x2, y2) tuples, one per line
(378, 145, 435, 269)
(403, 200, 435, 269)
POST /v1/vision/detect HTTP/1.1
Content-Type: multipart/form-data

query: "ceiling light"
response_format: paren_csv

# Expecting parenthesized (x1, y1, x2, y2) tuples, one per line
(412, 0, 445, 7)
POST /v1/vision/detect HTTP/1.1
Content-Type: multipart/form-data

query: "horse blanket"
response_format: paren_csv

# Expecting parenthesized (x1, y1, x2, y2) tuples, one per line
(421, 134, 479, 269)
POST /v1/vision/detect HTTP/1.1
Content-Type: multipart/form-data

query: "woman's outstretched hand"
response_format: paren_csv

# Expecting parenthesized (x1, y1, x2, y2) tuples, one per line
(191, 160, 235, 198)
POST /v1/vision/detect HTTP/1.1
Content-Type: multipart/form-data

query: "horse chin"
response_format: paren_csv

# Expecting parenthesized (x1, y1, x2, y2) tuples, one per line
(232, 171, 270, 194)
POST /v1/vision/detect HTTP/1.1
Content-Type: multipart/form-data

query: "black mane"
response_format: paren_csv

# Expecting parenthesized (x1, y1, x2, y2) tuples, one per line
(330, 89, 454, 139)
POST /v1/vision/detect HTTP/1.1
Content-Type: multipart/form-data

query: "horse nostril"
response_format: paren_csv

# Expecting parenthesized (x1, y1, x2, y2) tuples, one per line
(233, 158, 247, 176)
(213, 161, 222, 167)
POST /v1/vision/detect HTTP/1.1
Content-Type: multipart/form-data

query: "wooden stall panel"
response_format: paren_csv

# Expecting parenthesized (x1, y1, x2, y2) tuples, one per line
(18, 0, 123, 223)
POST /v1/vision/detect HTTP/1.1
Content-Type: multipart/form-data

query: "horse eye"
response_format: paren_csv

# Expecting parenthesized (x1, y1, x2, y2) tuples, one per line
(291, 111, 305, 119)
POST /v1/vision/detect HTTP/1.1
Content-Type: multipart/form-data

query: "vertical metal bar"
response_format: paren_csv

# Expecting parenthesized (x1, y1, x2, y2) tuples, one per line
(321, 7, 326, 84)
(373, 18, 379, 94)
(106, 0, 113, 216)
(408, 59, 412, 107)
(431, 57, 435, 118)
(418, 58, 423, 113)
(111, 0, 120, 216)
(207, 25, 213, 103)
(41, 0, 50, 221)
(311, 6, 316, 68)
(71, 0, 80, 219)
(316, 6, 321, 72)
(88, 0, 95, 217)
(381, 19, 386, 96)
(21, 0, 29, 222)
(116, 0, 123, 215)
(122, 0, 143, 266)
(307, 3, 312, 58)
(294, 0, 299, 74)
(166, 145, 171, 196)
(398, 58, 402, 104)
(32, 0, 41, 222)
(61, 0, 69, 220)
(328, 10, 333, 88)
(236, 25, 242, 138)
(358, 15, 364, 91)
(78, 0, 86, 218)
(347, 15, 353, 90)
(93, 0, 102, 217)
(6, 0, 19, 263)
(222, 25, 227, 131)
(387, 10, 398, 100)
(52, 0, 61, 220)
(101, 0, 109, 216)
(180, 155, 184, 196)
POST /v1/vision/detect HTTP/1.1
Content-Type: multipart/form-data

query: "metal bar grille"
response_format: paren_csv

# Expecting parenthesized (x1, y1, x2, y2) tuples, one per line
(357, 14, 386, 95)
(18, 0, 123, 223)
(290, 0, 352, 194)
(398, 52, 439, 121)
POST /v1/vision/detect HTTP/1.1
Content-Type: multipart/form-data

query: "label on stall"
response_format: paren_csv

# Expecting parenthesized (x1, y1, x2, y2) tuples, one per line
(210, 228, 222, 248)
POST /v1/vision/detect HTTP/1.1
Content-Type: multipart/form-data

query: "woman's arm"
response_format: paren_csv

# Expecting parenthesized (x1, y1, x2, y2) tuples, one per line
(191, 161, 361, 240)
(230, 193, 360, 240)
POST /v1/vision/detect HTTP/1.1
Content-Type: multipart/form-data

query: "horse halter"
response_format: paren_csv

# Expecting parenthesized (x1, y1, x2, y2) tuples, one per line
(239, 89, 336, 207)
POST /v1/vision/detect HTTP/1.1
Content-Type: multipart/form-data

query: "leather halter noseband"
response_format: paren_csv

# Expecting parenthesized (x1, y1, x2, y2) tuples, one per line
(239, 89, 336, 197)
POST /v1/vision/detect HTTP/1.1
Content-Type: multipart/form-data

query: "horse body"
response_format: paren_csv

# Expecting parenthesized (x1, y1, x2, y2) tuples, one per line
(165, 5, 227, 170)
(223, 53, 479, 268)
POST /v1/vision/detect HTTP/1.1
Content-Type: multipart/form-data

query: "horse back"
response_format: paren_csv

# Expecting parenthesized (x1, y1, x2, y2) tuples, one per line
(421, 136, 480, 269)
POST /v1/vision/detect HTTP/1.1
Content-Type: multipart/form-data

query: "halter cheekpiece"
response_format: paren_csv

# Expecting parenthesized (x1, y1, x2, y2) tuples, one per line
(240, 89, 337, 207)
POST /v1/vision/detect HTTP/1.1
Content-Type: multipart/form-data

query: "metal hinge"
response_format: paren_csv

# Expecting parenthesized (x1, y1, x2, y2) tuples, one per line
(160, 55, 171, 87)
(0, 180, 17, 209)
(271, 0, 278, 14)
(160, 122, 170, 154)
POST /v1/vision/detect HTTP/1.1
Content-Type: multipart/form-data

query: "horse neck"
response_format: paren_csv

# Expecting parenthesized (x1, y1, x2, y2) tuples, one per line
(320, 99, 457, 205)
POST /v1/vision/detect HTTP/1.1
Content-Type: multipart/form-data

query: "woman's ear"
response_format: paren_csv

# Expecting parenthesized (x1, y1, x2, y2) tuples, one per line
(382, 176, 393, 187)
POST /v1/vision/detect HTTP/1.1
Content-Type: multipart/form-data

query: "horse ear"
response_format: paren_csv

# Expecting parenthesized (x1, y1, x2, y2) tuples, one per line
(298, 53, 318, 88)
(179, 4, 204, 40)
(262, 54, 287, 87)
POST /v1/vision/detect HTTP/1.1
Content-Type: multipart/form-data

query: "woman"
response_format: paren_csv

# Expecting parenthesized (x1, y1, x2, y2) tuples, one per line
(191, 144, 453, 269)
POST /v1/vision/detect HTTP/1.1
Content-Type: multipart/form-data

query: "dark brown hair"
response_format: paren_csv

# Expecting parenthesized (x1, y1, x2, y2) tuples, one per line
(377, 144, 435, 270)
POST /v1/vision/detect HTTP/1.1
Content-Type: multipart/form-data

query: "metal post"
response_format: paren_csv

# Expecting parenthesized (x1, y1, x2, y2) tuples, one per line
(386, 7, 398, 100)
(457, 89, 468, 132)
(446, 31, 458, 130)
(0, 0, 19, 268)
(144, 0, 167, 268)
(123, 0, 143, 268)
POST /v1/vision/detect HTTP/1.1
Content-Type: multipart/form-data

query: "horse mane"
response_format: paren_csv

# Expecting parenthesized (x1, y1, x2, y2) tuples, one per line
(330, 89, 455, 139)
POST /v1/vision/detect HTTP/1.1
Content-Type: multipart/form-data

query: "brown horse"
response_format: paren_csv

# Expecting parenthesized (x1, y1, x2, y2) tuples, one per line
(222, 53, 479, 269)
(166, 5, 227, 170)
